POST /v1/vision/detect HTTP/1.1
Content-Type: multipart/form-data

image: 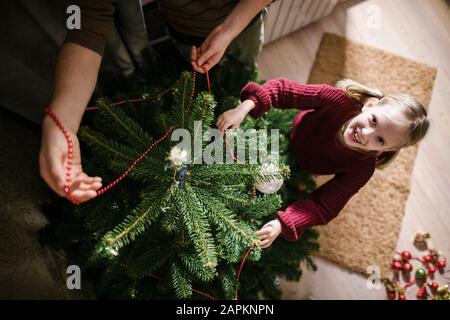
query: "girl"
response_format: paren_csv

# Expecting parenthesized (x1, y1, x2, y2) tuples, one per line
(216, 78, 430, 248)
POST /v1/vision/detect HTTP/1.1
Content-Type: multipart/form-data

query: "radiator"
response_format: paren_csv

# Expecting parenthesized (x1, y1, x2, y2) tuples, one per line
(264, 0, 339, 45)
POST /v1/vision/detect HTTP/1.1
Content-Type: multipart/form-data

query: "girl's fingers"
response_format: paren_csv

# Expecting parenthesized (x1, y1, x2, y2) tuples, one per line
(216, 117, 225, 129)
(259, 239, 270, 248)
(216, 114, 223, 124)
(259, 235, 269, 241)
(255, 230, 269, 236)
(219, 121, 230, 136)
(222, 121, 230, 132)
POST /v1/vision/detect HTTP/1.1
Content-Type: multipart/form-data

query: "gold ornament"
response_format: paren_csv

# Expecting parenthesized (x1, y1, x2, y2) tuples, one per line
(414, 231, 430, 246)
(434, 285, 450, 300)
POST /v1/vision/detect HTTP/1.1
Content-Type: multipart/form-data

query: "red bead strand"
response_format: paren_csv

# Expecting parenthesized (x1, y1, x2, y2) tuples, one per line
(95, 126, 174, 197)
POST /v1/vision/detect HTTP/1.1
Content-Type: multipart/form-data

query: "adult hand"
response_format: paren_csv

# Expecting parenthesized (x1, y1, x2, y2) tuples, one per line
(39, 115, 102, 203)
(191, 25, 234, 73)
(255, 219, 282, 249)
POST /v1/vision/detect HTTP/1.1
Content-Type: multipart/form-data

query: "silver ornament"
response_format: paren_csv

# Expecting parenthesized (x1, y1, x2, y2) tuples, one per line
(254, 162, 284, 194)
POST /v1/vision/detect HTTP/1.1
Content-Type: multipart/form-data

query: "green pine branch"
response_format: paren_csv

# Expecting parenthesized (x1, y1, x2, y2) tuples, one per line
(186, 92, 216, 134)
(78, 127, 139, 164)
(95, 97, 154, 148)
(101, 189, 169, 249)
(179, 252, 215, 282)
(171, 263, 193, 299)
(241, 194, 282, 220)
(174, 186, 218, 273)
(192, 186, 261, 263)
(171, 71, 196, 128)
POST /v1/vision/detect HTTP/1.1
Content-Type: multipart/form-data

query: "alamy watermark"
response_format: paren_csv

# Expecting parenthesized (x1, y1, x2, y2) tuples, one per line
(365, 4, 382, 30)
(366, 265, 382, 290)
(170, 121, 281, 166)
(66, 5, 81, 30)
(66, 265, 81, 290)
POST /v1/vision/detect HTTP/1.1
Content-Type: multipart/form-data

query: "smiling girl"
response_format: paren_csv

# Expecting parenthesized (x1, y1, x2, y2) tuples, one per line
(216, 78, 430, 248)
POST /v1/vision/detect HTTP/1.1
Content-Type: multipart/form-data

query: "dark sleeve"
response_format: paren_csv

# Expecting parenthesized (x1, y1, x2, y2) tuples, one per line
(240, 78, 350, 119)
(65, 0, 115, 56)
(277, 163, 375, 241)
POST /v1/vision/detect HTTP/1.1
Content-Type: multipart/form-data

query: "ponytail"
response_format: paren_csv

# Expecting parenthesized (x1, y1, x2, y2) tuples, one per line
(375, 150, 400, 170)
(335, 79, 384, 104)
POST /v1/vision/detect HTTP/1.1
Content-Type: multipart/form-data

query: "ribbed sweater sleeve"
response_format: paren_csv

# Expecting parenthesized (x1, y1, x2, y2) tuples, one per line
(240, 78, 332, 118)
(65, 0, 115, 56)
(277, 163, 375, 241)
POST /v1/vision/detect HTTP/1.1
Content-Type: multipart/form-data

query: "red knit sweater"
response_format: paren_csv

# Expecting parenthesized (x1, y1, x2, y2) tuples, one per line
(240, 78, 376, 241)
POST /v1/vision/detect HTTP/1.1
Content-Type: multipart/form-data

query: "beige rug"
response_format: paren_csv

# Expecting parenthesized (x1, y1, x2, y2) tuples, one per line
(307, 33, 436, 277)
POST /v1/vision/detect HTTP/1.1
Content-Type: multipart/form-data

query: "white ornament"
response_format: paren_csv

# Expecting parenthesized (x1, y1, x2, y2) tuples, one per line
(273, 275, 281, 288)
(168, 146, 189, 167)
(105, 246, 119, 257)
(254, 162, 284, 194)
(393, 254, 402, 262)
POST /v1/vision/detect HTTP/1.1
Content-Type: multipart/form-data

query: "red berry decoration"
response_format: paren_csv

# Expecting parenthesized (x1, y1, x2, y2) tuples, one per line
(427, 265, 437, 274)
(402, 262, 412, 272)
(401, 251, 412, 261)
(387, 292, 396, 300)
(416, 286, 427, 300)
(392, 260, 403, 271)
(428, 282, 439, 290)
(384, 233, 448, 301)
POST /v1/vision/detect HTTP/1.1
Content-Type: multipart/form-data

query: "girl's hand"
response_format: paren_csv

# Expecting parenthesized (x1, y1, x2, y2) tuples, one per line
(216, 99, 255, 135)
(39, 115, 102, 203)
(256, 219, 282, 249)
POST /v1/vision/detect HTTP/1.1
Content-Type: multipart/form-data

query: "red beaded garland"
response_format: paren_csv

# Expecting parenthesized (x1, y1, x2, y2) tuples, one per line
(43, 105, 174, 205)
(387, 292, 396, 300)
(401, 251, 412, 261)
(416, 286, 427, 299)
(402, 262, 413, 272)
(429, 282, 439, 290)
(427, 265, 437, 274)
(392, 261, 403, 271)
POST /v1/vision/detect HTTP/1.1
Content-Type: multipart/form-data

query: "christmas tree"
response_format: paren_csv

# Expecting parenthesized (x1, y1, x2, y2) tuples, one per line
(43, 51, 319, 299)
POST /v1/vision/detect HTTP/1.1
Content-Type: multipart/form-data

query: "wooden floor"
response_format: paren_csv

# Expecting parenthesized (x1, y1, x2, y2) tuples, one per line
(258, 0, 450, 299)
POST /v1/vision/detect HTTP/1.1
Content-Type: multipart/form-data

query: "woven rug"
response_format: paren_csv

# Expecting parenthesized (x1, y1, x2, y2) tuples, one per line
(307, 33, 436, 277)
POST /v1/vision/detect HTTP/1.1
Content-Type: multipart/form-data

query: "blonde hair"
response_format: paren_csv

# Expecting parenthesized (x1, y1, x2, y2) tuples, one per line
(336, 79, 430, 169)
